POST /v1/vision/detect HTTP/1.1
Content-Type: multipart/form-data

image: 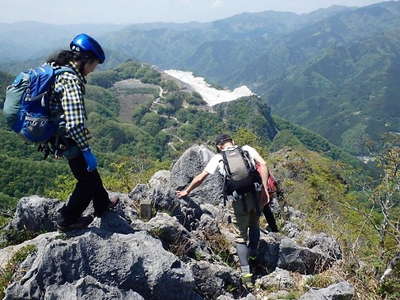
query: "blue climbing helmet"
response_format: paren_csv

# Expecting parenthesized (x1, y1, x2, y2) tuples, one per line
(70, 33, 105, 64)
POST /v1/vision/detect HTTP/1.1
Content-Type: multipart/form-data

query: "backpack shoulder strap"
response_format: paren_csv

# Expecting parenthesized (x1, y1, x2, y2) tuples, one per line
(238, 147, 254, 172)
(54, 66, 76, 77)
(221, 151, 232, 177)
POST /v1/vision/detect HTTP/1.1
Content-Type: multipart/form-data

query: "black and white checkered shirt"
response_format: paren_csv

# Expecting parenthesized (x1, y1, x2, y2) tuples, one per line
(50, 62, 92, 149)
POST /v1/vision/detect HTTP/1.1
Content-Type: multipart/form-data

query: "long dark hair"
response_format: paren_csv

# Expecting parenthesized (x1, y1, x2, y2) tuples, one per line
(47, 50, 96, 73)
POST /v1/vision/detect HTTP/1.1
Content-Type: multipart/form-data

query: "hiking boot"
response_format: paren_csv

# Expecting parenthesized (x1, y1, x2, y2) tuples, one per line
(108, 195, 120, 210)
(241, 272, 253, 288)
(57, 215, 94, 232)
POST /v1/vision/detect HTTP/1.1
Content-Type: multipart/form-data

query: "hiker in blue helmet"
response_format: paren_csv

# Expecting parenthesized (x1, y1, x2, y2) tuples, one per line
(70, 33, 106, 64)
(46, 33, 119, 231)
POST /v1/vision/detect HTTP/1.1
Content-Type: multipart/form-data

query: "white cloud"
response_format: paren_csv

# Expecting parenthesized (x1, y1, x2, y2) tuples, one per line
(212, 0, 224, 8)
(177, 0, 192, 5)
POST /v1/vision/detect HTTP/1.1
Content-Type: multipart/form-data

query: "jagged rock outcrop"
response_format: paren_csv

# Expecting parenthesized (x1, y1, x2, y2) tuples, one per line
(44, 276, 145, 300)
(170, 145, 224, 206)
(190, 260, 242, 299)
(128, 146, 220, 231)
(0, 145, 352, 299)
(147, 212, 197, 257)
(298, 281, 355, 300)
(258, 233, 281, 272)
(305, 233, 342, 261)
(129, 182, 203, 230)
(7, 196, 64, 232)
(0, 232, 58, 269)
(149, 170, 171, 188)
(277, 237, 335, 275)
(282, 221, 302, 239)
(256, 268, 295, 290)
(4, 214, 201, 300)
(5, 193, 135, 233)
(217, 293, 257, 300)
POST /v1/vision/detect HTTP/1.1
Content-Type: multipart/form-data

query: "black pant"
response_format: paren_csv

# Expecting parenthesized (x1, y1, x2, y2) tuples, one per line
(263, 204, 278, 232)
(58, 153, 110, 225)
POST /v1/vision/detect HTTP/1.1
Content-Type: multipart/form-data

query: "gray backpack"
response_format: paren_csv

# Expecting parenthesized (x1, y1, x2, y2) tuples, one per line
(221, 147, 260, 195)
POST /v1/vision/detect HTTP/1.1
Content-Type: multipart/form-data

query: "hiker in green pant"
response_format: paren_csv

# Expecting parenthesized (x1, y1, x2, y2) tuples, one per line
(176, 134, 267, 282)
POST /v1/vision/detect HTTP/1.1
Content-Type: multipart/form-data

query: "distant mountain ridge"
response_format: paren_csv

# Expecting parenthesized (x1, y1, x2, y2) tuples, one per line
(0, 60, 368, 207)
(101, 1, 399, 155)
(1, 2, 399, 154)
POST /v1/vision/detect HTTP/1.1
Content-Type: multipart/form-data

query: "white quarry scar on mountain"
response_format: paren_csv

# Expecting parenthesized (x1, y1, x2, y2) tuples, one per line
(164, 69, 254, 106)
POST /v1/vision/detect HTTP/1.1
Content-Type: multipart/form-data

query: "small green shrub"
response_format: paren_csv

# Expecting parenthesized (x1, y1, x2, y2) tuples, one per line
(379, 264, 400, 300)
(44, 175, 75, 201)
(0, 245, 37, 298)
(0, 229, 40, 249)
(305, 274, 336, 290)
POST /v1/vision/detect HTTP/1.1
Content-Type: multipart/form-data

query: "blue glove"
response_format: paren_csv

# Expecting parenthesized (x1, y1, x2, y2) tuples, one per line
(82, 148, 97, 172)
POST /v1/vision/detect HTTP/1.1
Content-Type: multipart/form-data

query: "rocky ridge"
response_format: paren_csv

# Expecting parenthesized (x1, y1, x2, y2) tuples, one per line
(0, 145, 355, 299)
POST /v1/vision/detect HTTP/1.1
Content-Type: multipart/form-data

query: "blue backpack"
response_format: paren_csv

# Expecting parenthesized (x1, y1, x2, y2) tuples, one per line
(3, 64, 74, 143)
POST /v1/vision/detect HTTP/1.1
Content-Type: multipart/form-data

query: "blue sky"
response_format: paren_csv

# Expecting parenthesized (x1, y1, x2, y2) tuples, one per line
(0, 0, 392, 24)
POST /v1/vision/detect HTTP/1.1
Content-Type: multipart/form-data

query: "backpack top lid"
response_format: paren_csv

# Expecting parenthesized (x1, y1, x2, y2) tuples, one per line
(222, 147, 259, 194)
(222, 147, 255, 180)
(3, 64, 75, 142)
(23, 64, 74, 108)
(29, 64, 55, 99)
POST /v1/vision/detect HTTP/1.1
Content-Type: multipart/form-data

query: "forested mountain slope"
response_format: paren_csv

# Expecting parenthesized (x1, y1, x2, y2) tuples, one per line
(0, 61, 398, 300)
(0, 61, 367, 210)
(99, 1, 400, 155)
(2, 3, 398, 154)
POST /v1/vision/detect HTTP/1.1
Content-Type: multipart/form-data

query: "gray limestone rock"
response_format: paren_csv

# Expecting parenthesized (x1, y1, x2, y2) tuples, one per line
(258, 234, 282, 272)
(147, 212, 197, 257)
(286, 206, 305, 220)
(264, 290, 290, 300)
(170, 145, 224, 206)
(107, 192, 139, 224)
(200, 203, 222, 219)
(299, 281, 354, 300)
(282, 221, 302, 239)
(216, 293, 256, 300)
(6, 193, 136, 236)
(130, 179, 203, 231)
(4, 229, 201, 300)
(256, 268, 295, 290)
(90, 211, 135, 234)
(197, 213, 220, 235)
(277, 238, 334, 275)
(0, 232, 58, 269)
(6, 196, 64, 232)
(217, 294, 235, 300)
(190, 260, 242, 299)
(305, 233, 342, 261)
(149, 170, 171, 188)
(43, 276, 144, 300)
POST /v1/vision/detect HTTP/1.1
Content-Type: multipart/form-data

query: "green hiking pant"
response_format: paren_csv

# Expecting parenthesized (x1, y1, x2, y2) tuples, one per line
(228, 191, 260, 245)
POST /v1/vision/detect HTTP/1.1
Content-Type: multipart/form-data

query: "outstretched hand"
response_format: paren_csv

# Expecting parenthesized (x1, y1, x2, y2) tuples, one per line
(176, 190, 189, 198)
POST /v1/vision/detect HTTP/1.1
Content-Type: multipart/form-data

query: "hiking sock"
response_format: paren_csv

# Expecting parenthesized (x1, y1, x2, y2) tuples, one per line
(240, 265, 253, 288)
(240, 265, 251, 276)
(235, 242, 249, 267)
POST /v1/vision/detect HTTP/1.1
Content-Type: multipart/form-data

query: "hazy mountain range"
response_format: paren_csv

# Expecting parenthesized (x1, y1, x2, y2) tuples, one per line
(1, 1, 399, 154)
